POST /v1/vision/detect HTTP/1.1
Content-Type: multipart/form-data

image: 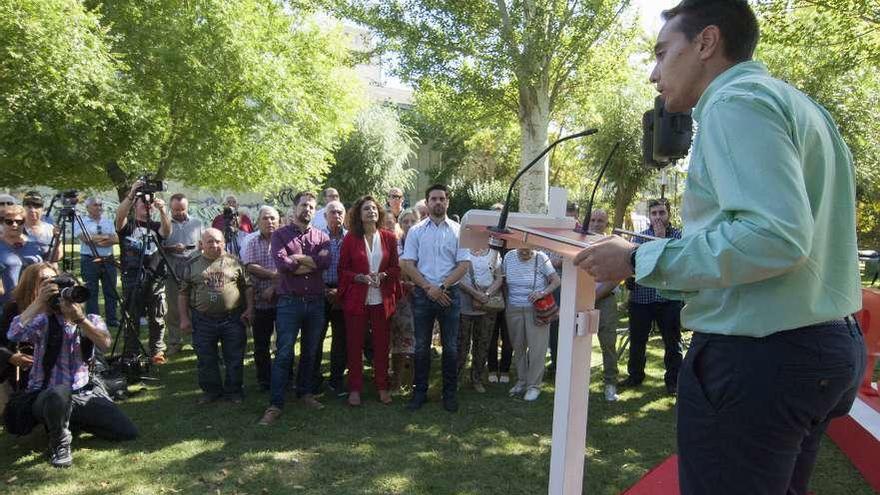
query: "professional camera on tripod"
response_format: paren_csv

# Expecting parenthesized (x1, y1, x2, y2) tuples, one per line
(108, 176, 175, 382)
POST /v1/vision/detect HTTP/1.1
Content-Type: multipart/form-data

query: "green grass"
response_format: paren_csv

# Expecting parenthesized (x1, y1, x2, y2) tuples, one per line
(1, 327, 874, 495)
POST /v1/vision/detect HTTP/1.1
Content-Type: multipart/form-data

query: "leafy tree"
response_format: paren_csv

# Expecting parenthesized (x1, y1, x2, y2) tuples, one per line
(325, 104, 419, 202)
(1, 0, 364, 197)
(334, 0, 634, 213)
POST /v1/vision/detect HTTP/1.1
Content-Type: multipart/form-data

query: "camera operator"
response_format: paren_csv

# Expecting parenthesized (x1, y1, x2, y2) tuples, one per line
(211, 195, 253, 234)
(5, 275, 138, 468)
(115, 179, 172, 364)
(219, 207, 249, 259)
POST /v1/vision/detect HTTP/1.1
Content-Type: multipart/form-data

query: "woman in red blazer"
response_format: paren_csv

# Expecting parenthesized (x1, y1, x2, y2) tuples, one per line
(338, 195, 401, 406)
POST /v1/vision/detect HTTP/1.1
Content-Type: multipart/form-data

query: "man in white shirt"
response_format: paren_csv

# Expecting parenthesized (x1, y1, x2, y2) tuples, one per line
(310, 187, 339, 232)
(400, 184, 470, 412)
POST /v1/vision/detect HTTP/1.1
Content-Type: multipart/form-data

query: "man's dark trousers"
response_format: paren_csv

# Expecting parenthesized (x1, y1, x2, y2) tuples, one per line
(411, 287, 461, 401)
(627, 301, 683, 388)
(678, 320, 866, 495)
(311, 295, 347, 393)
(252, 307, 277, 390)
(191, 309, 247, 399)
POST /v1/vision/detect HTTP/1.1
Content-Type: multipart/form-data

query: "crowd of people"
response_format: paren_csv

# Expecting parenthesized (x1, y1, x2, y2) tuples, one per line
(0, 179, 682, 467)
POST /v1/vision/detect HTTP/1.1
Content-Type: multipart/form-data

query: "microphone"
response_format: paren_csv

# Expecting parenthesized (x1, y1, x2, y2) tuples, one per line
(489, 129, 598, 248)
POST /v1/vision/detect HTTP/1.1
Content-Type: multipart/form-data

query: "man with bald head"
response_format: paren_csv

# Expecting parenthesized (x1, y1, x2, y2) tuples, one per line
(178, 228, 254, 404)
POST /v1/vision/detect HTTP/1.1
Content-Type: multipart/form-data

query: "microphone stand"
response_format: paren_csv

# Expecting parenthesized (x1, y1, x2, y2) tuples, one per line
(488, 129, 598, 250)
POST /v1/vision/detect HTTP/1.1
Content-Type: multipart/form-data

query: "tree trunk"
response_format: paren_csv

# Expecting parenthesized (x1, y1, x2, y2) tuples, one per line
(517, 84, 551, 214)
(105, 160, 131, 201)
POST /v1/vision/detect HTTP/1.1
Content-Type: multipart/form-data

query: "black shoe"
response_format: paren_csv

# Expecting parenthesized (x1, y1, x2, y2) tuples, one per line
(406, 394, 427, 411)
(618, 377, 642, 388)
(50, 443, 73, 468)
(443, 396, 459, 413)
(666, 383, 678, 396)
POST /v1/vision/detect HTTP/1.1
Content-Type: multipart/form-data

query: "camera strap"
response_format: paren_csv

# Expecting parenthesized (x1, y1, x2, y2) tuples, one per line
(41, 315, 64, 389)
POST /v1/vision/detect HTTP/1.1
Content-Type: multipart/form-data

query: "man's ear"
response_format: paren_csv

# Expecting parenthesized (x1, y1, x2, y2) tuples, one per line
(696, 25, 722, 61)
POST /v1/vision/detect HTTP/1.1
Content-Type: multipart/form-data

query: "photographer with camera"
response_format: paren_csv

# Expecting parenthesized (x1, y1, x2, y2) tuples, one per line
(211, 195, 253, 235)
(115, 179, 172, 365)
(4, 272, 138, 468)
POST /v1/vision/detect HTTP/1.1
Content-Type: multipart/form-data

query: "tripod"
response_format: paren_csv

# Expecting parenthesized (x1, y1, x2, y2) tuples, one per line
(108, 195, 179, 382)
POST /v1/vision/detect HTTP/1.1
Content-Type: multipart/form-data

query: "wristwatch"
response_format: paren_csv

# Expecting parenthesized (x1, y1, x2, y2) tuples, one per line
(439, 283, 447, 291)
(629, 246, 638, 272)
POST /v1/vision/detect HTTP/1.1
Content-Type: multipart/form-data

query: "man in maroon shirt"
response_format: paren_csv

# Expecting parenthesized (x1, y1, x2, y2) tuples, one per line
(259, 192, 331, 425)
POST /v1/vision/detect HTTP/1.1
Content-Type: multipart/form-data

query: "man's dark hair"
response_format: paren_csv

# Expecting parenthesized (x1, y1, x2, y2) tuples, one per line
(346, 195, 386, 236)
(662, 0, 759, 63)
(292, 191, 317, 206)
(424, 184, 449, 201)
(648, 198, 671, 213)
(170, 193, 187, 203)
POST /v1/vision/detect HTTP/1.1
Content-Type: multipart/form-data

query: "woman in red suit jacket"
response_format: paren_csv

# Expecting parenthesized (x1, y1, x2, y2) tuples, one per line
(338, 195, 401, 406)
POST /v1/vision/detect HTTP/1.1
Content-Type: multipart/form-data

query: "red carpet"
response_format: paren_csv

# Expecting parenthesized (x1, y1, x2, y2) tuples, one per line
(621, 455, 679, 495)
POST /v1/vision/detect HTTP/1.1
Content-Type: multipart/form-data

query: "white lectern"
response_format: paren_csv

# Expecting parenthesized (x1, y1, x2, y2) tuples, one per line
(460, 210, 602, 495)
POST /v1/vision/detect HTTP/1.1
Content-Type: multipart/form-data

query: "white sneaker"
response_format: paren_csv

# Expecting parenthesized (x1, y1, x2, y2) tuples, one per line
(488, 373, 498, 383)
(523, 388, 541, 401)
(509, 382, 526, 396)
(604, 384, 619, 402)
(499, 373, 510, 384)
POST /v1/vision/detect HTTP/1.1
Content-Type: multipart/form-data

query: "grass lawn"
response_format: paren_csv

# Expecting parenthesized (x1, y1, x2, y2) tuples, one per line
(1, 323, 874, 495)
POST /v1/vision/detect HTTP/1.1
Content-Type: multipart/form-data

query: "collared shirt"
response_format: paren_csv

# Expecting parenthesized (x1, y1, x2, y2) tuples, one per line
(164, 216, 203, 272)
(322, 226, 346, 287)
(401, 217, 470, 286)
(25, 222, 54, 257)
(8, 313, 104, 392)
(270, 223, 331, 297)
(241, 232, 276, 309)
(73, 215, 116, 257)
(630, 225, 681, 305)
(179, 254, 251, 316)
(635, 61, 860, 337)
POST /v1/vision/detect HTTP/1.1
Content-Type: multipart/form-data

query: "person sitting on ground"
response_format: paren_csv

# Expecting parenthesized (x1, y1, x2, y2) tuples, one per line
(6, 272, 138, 468)
(338, 196, 401, 406)
(178, 229, 254, 404)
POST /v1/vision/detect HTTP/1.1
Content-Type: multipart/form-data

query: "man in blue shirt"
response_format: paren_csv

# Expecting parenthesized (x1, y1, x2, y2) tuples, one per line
(575, 2, 865, 493)
(621, 199, 682, 395)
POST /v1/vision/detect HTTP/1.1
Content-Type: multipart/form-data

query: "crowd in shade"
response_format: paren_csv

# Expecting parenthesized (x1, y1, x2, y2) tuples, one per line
(0, 181, 644, 467)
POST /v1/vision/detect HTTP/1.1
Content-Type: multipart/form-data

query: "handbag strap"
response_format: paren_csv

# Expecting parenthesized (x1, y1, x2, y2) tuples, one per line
(532, 253, 539, 290)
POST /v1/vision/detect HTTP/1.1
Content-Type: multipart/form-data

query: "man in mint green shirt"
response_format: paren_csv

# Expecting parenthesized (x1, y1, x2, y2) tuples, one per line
(574, 1, 866, 494)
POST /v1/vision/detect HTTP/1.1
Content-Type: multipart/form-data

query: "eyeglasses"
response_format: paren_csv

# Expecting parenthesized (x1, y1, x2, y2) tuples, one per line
(389, 195, 403, 199)
(0, 201, 13, 206)
(4, 219, 24, 226)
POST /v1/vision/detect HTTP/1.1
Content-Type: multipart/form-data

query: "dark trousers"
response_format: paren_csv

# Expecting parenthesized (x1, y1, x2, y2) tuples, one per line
(345, 304, 391, 392)
(252, 307, 277, 389)
(191, 310, 247, 399)
(487, 310, 512, 373)
(270, 295, 325, 407)
(81, 255, 118, 325)
(32, 384, 138, 449)
(311, 298, 347, 392)
(411, 287, 461, 398)
(678, 321, 866, 495)
(122, 275, 166, 357)
(627, 301, 683, 387)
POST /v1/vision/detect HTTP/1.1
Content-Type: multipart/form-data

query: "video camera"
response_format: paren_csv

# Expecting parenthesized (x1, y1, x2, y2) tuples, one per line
(134, 174, 167, 203)
(53, 189, 80, 208)
(48, 274, 90, 312)
(222, 206, 239, 222)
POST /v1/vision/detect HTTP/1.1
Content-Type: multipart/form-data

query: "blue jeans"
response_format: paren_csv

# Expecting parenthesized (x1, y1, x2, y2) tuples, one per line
(677, 319, 866, 495)
(270, 295, 325, 408)
(411, 287, 461, 398)
(191, 310, 247, 399)
(80, 255, 118, 324)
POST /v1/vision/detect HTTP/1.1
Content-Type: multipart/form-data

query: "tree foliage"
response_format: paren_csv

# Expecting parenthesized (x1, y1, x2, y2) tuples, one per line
(333, 0, 633, 212)
(1, 0, 364, 196)
(325, 105, 419, 202)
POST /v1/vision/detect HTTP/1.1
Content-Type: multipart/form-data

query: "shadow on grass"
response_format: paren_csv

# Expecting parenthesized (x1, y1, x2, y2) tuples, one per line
(1, 336, 873, 495)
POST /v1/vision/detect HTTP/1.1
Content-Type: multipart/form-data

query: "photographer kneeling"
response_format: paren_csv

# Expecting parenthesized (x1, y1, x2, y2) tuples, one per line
(5, 275, 138, 468)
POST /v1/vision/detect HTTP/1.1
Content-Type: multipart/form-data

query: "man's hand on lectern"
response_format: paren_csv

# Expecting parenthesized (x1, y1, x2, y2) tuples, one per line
(573, 235, 636, 282)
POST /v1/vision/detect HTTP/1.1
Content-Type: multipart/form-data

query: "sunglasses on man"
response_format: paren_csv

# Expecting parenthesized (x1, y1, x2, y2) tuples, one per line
(4, 218, 25, 226)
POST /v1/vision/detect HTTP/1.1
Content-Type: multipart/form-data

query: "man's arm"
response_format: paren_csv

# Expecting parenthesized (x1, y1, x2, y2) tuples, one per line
(78, 314, 111, 352)
(441, 261, 469, 288)
(636, 97, 814, 291)
(115, 181, 142, 232)
(155, 199, 171, 238)
(246, 264, 278, 280)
